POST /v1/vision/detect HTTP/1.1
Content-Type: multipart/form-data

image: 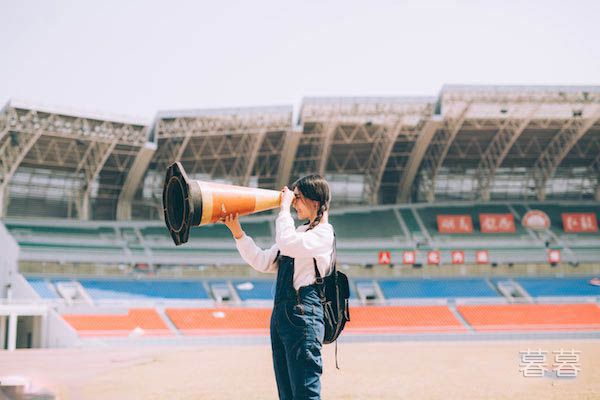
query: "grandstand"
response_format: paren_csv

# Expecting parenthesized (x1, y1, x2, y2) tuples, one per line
(1, 85, 600, 351)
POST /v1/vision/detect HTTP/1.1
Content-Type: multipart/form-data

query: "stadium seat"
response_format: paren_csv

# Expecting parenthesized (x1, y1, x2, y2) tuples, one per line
(166, 307, 271, 335)
(232, 280, 275, 300)
(62, 308, 172, 337)
(329, 210, 403, 240)
(26, 278, 60, 299)
(378, 278, 500, 299)
(457, 303, 600, 331)
(344, 305, 467, 334)
(513, 277, 600, 297)
(72, 279, 210, 300)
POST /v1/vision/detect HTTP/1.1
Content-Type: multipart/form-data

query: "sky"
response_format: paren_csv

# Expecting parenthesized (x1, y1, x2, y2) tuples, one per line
(1, 0, 599, 121)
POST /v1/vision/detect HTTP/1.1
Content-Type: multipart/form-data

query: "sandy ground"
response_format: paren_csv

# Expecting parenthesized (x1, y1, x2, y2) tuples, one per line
(1, 339, 599, 399)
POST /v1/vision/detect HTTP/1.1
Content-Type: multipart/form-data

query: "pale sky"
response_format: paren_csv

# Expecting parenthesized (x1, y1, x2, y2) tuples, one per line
(1, 0, 599, 121)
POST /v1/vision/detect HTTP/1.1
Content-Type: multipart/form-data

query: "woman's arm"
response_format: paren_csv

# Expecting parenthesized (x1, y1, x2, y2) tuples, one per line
(223, 213, 278, 273)
(275, 209, 334, 258)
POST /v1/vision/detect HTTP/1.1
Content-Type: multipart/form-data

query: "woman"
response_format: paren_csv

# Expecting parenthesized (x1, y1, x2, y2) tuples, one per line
(222, 174, 335, 400)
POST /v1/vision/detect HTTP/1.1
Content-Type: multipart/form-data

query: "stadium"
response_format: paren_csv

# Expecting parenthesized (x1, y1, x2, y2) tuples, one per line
(1, 84, 600, 399)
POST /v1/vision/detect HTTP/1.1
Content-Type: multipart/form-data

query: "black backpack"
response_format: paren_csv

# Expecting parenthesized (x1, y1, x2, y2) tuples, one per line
(313, 233, 350, 367)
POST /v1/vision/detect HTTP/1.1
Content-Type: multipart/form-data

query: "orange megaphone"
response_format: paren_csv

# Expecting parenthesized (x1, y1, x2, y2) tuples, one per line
(162, 162, 282, 245)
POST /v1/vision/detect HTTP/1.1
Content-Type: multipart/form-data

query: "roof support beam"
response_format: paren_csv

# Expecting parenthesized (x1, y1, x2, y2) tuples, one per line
(397, 116, 443, 203)
(588, 145, 600, 201)
(0, 108, 9, 143)
(241, 131, 266, 187)
(532, 106, 600, 201)
(0, 112, 49, 217)
(418, 104, 470, 202)
(362, 122, 404, 204)
(475, 111, 536, 201)
(277, 130, 301, 188)
(228, 131, 266, 185)
(318, 123, 337, 176)
(117, 141, 157, 220)
(75, 138, 118, 220)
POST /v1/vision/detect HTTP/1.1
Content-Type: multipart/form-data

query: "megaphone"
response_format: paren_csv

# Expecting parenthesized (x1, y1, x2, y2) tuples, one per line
(162, 162, 282, 245)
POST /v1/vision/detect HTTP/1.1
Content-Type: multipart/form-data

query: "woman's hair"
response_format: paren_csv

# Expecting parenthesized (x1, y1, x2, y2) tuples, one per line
(291, 174, 331, 230)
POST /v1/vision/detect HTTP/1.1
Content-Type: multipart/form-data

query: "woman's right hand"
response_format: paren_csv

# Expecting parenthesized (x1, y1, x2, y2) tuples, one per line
(222, 212, 244, 239)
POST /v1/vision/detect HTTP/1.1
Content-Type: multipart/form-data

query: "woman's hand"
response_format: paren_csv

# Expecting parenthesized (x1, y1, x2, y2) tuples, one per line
(221, 212, 244, 239)
(280, 186, 294, 211)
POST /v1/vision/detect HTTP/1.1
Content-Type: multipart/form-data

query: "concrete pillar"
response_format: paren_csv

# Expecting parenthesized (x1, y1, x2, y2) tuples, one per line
(7, 313, 17, 351)
(0, 315, 6, 350)
(39, 313, 47, 348)
(0, 184, 8, 217)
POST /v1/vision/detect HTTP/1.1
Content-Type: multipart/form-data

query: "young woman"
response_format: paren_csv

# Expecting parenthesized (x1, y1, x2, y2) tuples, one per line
(222, 174, 335, 400)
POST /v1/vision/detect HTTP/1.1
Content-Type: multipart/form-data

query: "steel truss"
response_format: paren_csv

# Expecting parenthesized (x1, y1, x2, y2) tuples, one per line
(296, 98, 434, 205)
(146, 107, 292, 215)
(0, 101, 148, 218)
(2, 86, 600, 220)
(417, 86, 600, 202)
(474, 108, 537, 201)
(418, 102, 470, 202)
(531, 105, 600, 200)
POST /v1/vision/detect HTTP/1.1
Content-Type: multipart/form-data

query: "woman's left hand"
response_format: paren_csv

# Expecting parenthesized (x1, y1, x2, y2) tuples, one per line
(280, 186, 294, 211)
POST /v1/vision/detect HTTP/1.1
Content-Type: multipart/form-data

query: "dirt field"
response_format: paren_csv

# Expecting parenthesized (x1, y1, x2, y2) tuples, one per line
(1, 339, 599, 399)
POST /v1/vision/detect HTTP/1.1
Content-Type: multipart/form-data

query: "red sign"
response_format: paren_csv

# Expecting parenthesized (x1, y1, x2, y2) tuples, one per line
(561, 213, 598, 233)
(437, 215, 473, 233)
(378, 251, 391, 265)
(402, 251, 415, 265)
(479, 213, 516, 233)
(451, 250, 464, 264)
(548, 249, 561, 264)
(427, 251, 440, 265)
(522, 210, 551, 231)
(476, 250, 489, 264)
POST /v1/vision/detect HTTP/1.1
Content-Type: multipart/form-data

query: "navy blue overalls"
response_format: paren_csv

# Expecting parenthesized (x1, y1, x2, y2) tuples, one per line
(271, 253, 325, 400)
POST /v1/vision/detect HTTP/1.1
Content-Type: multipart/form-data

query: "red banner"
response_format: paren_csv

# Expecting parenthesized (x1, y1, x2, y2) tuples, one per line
(427, 251, 440, 265)
(548, 249, 561, 264)
(451, 250, 464, 265)
(402, 251, 415, 265)
(437, 215, 473, 233)
(378, 251, 391, 265)
(479, 213, 516, 233)
(476, 250, 489, 264)
(561, 213, 598, 233)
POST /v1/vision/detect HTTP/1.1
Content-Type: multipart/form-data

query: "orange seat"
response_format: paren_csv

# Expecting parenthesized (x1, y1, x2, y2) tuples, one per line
(345, 305, 466, 334)
(457, 303, 600, 332)
(166, 307, 272, 335)
(166, 306, 466, 335)
(62, 308, 172, 337)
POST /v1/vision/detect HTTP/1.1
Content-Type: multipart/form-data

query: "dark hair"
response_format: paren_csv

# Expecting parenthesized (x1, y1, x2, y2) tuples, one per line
(291, 174, 331, 230)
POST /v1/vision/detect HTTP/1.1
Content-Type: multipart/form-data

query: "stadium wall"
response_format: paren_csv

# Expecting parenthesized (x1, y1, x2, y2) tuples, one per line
(0, 222, 18, 298)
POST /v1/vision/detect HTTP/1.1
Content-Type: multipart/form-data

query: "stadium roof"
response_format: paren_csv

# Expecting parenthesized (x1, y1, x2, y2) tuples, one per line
(1, 84, 599, 220)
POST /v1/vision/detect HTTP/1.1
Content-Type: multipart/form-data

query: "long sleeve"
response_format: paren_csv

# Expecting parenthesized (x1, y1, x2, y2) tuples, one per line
(234, 233, 279, 273)
(275, 210, 334, 258)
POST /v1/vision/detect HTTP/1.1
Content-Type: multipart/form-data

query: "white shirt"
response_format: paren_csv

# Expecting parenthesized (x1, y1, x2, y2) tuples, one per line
(234, 210, 335, 290)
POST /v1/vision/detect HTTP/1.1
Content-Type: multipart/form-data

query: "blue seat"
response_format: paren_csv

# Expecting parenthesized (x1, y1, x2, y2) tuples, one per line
(514, 277, 600, 297)
(232, 280, 275, 300)
(26, 278, 59, 299)
(69, 279, 210, 300)
(378, 278, 499, 299)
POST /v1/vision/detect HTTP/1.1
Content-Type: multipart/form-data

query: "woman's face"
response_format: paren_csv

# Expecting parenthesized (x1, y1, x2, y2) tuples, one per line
(292, 188, 317, 220)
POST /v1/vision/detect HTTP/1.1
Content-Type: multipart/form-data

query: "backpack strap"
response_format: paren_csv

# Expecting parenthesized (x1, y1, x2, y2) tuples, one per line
(314, 232, 336, 283)
(313, 232, 342, 369)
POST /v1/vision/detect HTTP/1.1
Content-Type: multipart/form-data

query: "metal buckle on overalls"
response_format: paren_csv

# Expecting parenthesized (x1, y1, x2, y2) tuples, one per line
(315, 277, 324, 285)
(294, 290, 305, 314)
